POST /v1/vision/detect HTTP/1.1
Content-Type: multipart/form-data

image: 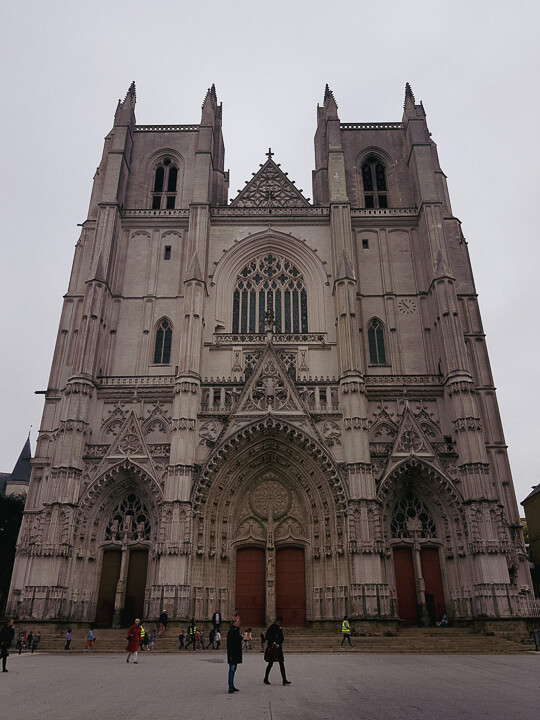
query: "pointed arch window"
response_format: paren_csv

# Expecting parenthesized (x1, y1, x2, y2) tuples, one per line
(105, 493, 151, 542)
(153, 318, 172, 364)
(367, 318, 387, 365)
(361, 156, 388, 208)
(391, 491, 437, 540)
(232, 254, 308, 334)
(151, 158, 178, 210)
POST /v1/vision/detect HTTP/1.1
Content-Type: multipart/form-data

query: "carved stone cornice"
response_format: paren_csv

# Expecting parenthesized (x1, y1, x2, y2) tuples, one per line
(452, 417, 482, 432)
(171, 418, 196, 431)
(343, 417, 370, 430)
(341, 379, 366, 394)
(57, 420, 90, 434)
(65, 378, 95, 396)
(174, 380, 199, 395)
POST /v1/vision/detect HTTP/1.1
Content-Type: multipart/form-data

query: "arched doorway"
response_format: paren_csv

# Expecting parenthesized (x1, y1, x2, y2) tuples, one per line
(94, 493, 152, 627)
(192, 417, 348, 625)
(391, 490, 446, 626)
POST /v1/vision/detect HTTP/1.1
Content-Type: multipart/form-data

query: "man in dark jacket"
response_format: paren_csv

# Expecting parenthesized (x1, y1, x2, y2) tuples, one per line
(264, 616, 291, 686)
(0, 618, 15, 672)
(226, 616, 242, 694)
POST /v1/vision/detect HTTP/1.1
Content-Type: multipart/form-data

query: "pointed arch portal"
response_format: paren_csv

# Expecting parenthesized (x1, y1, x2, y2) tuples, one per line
(192, 417, 347, 625)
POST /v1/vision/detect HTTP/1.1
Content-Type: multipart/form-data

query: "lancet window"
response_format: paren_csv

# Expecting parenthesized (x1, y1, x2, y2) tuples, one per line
(105, 493, 151, 542)
(391, 491, 437, 540)
(232, 254, 308, 334)
(151, 158, 178, 209)
(361, 156, 388, 208)
(153, 318, 172, 364)
(367, 318, 387, 365)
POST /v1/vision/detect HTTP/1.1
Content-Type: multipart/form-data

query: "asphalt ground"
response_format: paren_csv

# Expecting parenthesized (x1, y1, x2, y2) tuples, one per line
(1, 650, 539, 720)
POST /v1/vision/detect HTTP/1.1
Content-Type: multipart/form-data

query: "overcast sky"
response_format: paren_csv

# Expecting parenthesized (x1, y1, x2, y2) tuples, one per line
(1, 0, 539, 507)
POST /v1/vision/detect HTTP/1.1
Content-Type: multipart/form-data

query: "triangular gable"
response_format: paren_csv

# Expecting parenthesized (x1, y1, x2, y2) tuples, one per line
(383, 403, 444, 477)
(94, 409, 158, 478)
(230, 153, 310, 208)
(233, 342, 308, 417)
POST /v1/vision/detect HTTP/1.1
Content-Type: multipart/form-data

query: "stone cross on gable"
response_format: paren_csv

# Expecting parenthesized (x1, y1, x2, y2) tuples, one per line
(266, 148, 274, 160)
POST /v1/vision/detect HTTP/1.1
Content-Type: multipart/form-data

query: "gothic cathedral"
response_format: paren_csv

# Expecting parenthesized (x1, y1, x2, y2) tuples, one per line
(8, 83, 532, 628)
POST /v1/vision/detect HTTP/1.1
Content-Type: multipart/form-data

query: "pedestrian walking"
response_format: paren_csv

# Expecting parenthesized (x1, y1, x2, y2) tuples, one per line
(178, 629, 185, 649)
(27, 631, 34, 651)
(215, 630, 221, 650)
(207, 627, 215, 649)
(260, 631, 266, 652)
(65, 629, 72, 650)
(85, 628, 95, 650)
(227, 616, 242, 694)
(211, 610, 221, 633)
(187, 619, 196, 650)
(157, 609, 168, 637)
(126, 618, 142, 664)
(0, 619, 15, 672)
(263, 616, 291, 686)
(32, 631, 40, 652)
(340, 615, 353, 648)
(16, 630, 24, 654)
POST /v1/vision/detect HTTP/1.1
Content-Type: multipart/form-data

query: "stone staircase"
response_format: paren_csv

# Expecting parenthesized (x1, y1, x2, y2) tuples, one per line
(10, 625, 535, 654)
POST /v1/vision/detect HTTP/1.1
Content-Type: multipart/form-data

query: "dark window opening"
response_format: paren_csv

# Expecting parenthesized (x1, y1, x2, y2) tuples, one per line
(164, 246, 171, 260)
(361, 156, 388, 209)
(151, 158, 179, 209)
(153, 319, 172, 364)
(232, 254, 308, 334)
(368, 318, 387, 364)
(362, 239, 369, 249)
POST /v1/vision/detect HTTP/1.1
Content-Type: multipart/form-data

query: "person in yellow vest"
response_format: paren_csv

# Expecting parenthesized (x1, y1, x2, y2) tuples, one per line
(340, 616, 353, 648)
(140, 623, 146, 650)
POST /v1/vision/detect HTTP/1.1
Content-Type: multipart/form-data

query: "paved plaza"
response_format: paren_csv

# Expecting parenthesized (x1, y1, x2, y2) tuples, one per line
(2, 650, 539, 719)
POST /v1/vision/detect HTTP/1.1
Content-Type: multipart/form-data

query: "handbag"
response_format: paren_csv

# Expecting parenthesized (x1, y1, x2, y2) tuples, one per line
(264, 644, 279, 662)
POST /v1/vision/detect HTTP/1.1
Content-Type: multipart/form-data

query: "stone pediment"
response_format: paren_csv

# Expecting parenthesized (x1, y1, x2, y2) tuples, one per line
(233, 341, 308, 417)
(383, 403, 444, 477)
(216, 340, 320, 445)
(93, 409, 158, 479)
(230, 152, 310, 208)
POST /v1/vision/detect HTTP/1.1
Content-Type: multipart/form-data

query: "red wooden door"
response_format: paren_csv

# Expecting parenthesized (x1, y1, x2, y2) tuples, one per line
(235, 547, 265, 626)
(421, 548, 445, 625)
(276, 547, 306, 626)
(393, 547, 417, 625)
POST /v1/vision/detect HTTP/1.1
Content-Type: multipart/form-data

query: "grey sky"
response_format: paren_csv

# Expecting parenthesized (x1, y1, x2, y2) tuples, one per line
(1, 0, 539, 507)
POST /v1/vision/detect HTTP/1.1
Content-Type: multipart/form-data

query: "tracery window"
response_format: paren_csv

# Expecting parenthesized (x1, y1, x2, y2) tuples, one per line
(151, 158, 178, 210)
(361, 156, 388, 208)
(105, 493, 151, 542)
(367, 318, 387, 365)
(153, 318, 172, 364)
(391, 491, 437, 540)
(232, 254, 308, 334)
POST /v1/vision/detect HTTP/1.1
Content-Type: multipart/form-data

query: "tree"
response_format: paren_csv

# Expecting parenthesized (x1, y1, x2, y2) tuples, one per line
(0, 494, 25, 617)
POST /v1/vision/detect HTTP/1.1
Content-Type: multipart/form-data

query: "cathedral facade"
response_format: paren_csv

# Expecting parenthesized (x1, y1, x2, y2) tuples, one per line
(8, 83, 532, 628)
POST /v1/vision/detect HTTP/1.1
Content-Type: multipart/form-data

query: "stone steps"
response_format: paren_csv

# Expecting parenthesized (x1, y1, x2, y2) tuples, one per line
(11, 626, 533, 654)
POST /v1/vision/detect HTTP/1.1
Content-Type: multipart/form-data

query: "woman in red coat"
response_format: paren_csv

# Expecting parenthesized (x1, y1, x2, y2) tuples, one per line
(126, 618, 142, 664)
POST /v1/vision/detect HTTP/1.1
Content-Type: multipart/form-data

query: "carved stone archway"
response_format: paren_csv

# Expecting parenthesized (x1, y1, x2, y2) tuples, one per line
(378, 458, 466, 624)
(190, 418, 348, 623)
(74, 460, 162, 625)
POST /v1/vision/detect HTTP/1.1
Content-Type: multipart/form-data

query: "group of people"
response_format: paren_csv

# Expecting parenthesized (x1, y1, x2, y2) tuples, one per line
(0, 619, 42, 671)
(16, 629, 40, 654)
(227, 615, 291, 694)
